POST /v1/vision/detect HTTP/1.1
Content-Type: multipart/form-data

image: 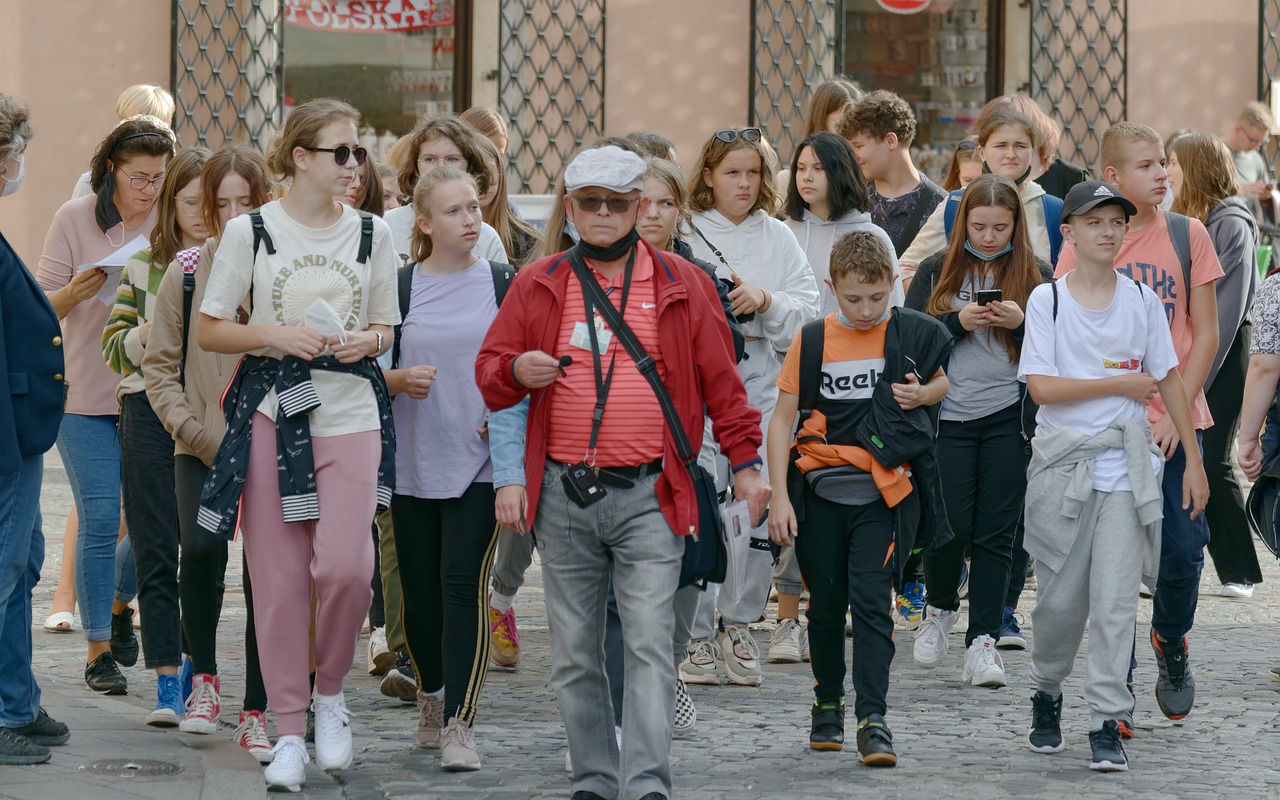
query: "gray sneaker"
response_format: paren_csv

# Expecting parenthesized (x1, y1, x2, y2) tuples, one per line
(440, 717, 481, 771)
(416, 690, 443, 749)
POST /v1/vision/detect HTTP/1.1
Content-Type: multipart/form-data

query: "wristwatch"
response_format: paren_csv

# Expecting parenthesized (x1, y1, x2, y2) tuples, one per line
(736, 463, 763, 474)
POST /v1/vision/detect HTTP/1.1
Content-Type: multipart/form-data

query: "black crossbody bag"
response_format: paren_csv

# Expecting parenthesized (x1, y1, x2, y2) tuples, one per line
(567, 249, 727, 590)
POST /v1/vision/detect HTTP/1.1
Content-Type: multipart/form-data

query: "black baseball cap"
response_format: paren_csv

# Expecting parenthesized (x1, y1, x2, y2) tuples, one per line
(1061, 180, 1138, 222)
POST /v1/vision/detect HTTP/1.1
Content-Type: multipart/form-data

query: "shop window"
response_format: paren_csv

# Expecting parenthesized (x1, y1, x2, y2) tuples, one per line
(842, 0, 999, 181)
(283, 1, 463, 163)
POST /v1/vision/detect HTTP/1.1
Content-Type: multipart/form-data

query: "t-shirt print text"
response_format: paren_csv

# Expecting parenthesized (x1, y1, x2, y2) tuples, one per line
(1119, 261, 1176, 323)
(1101, 357, 1141, 371)
(820, 358, 887, 399)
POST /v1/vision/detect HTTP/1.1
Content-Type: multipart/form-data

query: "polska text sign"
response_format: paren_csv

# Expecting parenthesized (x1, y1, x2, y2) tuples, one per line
(285, 0, 455, 33)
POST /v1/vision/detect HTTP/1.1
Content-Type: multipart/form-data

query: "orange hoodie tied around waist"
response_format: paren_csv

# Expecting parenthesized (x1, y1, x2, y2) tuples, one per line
(793, 410, 913, 507)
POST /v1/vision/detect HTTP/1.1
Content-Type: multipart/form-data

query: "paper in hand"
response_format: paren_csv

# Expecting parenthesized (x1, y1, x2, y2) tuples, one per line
(304, 298, 348, 355)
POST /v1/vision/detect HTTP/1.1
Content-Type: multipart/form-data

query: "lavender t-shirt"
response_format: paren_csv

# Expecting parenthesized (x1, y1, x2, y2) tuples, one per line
(393, 260, 498, 498)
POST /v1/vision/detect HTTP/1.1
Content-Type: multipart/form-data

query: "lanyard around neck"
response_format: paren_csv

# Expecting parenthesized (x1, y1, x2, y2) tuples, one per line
(581, 248, 637, 463)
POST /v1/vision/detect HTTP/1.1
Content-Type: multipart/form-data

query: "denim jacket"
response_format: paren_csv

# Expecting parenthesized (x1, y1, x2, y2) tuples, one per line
(488, 397, 529, 489)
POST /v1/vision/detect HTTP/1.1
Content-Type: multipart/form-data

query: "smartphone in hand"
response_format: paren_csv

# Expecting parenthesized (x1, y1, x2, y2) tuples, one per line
(974, 288, 1003, 306)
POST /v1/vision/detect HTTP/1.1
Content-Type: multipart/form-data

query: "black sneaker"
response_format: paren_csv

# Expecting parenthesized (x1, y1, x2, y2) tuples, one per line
(808, 701, 844, 751)
(855, 714, 896, 767)
(110, 608, 139, 668)
(379, 652, 418, 703)
(0, 727, 50, 765)
(1088, 720, 1129, 772)
(6, 708, 69, 746)
(86, 652, 128, 694)
(305, 707, 315, 744)
(1027, 691, 1064, 753)
(1151, 629, 1195, 720)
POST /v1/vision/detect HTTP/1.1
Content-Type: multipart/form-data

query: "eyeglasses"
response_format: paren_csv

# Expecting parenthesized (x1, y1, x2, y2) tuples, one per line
(572, 195, 639, 214)
(714, 128, 763, 144)
(1239, 125, 1270, 148)
(177, 197, 201, 217)
(120, 170, 165, 191)
(302, 145, 368, 166)
(418, 154, 466, 168)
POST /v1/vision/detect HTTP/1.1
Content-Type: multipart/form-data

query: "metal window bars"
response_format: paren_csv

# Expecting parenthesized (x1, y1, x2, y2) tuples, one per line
(1260, 0, 1280, 179)
(750, 0, 841, 165)
(498, 0, 606, 194)
(1028, 0, 1127, 171)
(171, 0, 285, 149)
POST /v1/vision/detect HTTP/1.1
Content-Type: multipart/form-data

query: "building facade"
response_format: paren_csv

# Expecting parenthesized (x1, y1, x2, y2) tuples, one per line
(0, 0, 1272, 262)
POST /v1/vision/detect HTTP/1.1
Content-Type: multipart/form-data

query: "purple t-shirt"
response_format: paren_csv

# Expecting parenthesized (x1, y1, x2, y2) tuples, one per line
(393, 260, 498, 498)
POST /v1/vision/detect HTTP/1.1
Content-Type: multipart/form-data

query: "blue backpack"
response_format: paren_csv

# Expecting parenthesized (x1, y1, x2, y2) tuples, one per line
(942, 189, 1064, 265)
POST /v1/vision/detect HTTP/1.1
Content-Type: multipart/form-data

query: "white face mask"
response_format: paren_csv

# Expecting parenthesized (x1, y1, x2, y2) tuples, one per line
(1, 155, 23, 198)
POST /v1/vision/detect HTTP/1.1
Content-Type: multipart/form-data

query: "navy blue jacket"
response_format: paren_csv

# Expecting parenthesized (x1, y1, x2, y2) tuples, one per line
(0, 231, 65, 475)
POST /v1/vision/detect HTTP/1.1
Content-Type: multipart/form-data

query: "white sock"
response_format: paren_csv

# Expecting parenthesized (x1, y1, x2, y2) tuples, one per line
(314, 689, 344, 706)
(490, 590, 516, 614)
(427, 688, 444, 700)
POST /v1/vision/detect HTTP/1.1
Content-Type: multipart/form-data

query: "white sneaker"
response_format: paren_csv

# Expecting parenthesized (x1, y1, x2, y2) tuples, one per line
(367, 627, 395, 676)
(913, 606, 958, 668)
(440, 717, 481, 771)
(768, 618, 803, 663)
(800, 622, 810, 662)
(416, 690, 444, 749)
(263, 735, 309, 792)
(716, 625, 762, 686)
(962, 635, 1007, 688)
(312, 691, 354, 771)
(1220, 582, 1254, 598)
(678, 637, 722, 686)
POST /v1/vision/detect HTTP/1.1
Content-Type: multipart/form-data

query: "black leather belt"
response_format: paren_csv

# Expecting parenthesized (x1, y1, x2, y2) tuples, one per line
(595, 459, 663, 488)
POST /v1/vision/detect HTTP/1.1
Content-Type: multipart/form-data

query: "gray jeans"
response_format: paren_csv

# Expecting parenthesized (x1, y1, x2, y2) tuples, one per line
(535, 459, 682, 800)
(490, 526, 533, 597)
(1029, 488, 1144, 729)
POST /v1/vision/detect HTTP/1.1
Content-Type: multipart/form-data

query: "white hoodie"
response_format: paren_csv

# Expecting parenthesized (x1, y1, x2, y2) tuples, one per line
(784, 208, 904, 315)
(687, 208, 820, 351)
(899, 178, 1053, 280)
(384, 204, 510, 264)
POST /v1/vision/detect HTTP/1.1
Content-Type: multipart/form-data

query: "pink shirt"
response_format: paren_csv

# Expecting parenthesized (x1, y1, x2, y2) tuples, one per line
(36, 194, 157, 416)
(1055, 209, 1224, 429)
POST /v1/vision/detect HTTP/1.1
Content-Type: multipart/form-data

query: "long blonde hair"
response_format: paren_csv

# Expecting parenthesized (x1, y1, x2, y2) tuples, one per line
(1170, 132, 1240, 224)
(409, 166, 478, 264)
(474, 133, 539, 264)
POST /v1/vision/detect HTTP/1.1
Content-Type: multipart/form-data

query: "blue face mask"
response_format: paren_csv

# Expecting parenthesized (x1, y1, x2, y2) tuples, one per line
(836, 308, 890, 329)
(964, 240, 1013, 262)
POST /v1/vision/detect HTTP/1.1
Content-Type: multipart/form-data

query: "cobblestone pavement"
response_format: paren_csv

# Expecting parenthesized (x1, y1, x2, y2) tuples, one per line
(9, 449, 1280, 799)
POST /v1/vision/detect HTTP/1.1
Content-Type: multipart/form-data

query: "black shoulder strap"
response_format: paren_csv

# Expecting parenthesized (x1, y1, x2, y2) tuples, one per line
(690, 224, 733, 273)
(179, 270, 195, 386)
(250, 210, 275, 260)
(1051, 277, 1058, 321)
(1165, 211, 1192, 299)
(490, 261, 517, 307)
(357, 211, 374, 264)
(796, 318, 825, 423)
(567, 249, 697, 465)
(906, 178, 945, 253)
(392, 263, 414, 369)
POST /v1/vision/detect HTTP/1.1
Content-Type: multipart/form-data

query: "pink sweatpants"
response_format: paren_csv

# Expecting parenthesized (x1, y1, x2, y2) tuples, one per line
(241, 412, 378, 735)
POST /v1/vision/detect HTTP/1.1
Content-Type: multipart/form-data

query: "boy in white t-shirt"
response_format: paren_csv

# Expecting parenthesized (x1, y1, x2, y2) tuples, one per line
(1018, 181, 1208, 773)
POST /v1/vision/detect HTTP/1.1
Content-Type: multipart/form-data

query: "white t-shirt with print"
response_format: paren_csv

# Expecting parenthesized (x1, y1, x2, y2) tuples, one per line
(1018, 273, 1179, 491)
(201, 201, 401, 437)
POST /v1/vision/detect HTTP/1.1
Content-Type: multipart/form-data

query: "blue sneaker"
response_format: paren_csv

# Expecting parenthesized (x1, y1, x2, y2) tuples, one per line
(957, 561, 970, 600)
(996, 606, 1027, 650)
(146, 674, 184, 727)
(895, 582, 926, 629)
(178, 655, 194, 708)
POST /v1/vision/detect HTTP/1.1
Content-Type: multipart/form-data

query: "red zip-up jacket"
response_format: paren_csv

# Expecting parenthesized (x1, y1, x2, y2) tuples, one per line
(476, 240, 763, 536)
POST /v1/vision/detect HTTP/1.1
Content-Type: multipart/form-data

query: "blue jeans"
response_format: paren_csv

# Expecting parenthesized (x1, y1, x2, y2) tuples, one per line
(0, 454, 45, 726)
(56, 414, 121, 642)
(535, 460, 682, 800)
(1151, 434, 1210, 642)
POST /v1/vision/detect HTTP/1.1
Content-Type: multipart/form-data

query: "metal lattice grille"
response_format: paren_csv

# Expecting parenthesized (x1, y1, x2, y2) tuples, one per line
(499, 0, 606, 194)
(751, 0, 840, 163)
(171, 0, 285, 148)
(1028, 0, 1126, 170)
(1260, 0, 1280, 176)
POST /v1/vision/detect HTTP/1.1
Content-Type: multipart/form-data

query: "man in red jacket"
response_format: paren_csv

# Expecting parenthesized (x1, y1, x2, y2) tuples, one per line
(476, 145, 768, 800)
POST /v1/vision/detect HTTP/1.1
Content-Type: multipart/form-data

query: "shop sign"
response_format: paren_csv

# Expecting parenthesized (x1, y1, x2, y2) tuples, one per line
(876, 0, 932, 13)
(284, 0, 455, 33)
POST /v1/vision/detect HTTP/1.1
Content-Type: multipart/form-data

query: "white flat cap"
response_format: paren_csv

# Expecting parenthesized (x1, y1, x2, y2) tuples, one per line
(564, 146, 646, 193)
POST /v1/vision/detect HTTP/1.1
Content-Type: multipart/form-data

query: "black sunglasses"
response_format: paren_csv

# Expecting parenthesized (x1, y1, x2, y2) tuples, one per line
(572, 195, 639, 214)
(955, 140, 977, 152)
(303, 145, 368, 167)
(714, 128, 763, 144)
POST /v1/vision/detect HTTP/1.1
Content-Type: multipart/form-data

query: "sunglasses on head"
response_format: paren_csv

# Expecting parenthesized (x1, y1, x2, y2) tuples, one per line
(714, 128, 763, 144)
(955, 140, 977, 152)
(303, 145, 368, 167)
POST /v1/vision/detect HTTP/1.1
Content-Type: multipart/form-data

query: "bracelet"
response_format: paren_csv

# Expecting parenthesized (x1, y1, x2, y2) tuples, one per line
(373, 331, 384, 356)
(759, 289, 772, 313)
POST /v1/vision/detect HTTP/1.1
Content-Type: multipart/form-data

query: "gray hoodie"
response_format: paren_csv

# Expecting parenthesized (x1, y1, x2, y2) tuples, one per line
(784, 208, 903, 315)
(1205, 197, 1260, 387)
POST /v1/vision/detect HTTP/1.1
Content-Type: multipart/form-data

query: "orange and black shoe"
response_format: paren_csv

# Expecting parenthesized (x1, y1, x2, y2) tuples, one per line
(856, 714, 897, 767)
(809, 701, 844, 751)
(1151, 629, 1195, 720)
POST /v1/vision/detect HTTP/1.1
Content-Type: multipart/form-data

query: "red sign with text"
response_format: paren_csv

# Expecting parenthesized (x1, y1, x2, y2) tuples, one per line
(876, 0, 932, 13)
(284, 0, 455, 33)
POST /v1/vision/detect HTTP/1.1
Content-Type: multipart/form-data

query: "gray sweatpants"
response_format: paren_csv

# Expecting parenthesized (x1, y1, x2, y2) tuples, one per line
(1029, 488, 1143, 729)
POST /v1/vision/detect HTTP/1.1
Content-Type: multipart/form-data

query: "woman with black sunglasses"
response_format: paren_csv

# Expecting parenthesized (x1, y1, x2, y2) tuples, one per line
(681, 126, 819, 689)
(196, 98, 401, 792)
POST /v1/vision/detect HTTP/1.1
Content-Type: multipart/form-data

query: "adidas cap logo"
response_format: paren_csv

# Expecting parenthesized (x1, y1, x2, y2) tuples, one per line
(1093, 185, 1114, 197)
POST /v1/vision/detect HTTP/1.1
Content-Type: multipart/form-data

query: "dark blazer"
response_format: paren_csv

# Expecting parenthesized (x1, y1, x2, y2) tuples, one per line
(0, 231, 65, 475)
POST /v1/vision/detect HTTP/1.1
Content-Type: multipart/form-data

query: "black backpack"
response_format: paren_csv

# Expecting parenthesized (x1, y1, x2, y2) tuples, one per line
(391, 261, 517, 368)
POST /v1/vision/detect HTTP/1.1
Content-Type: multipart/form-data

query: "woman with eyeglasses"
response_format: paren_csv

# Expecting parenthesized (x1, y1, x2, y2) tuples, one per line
(196, 98, 401, 792)
(37, 114, 175, 696)
(100, 146, 209, 724)
(681, 125, 819, 689)
(383, 115, 509, 264)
